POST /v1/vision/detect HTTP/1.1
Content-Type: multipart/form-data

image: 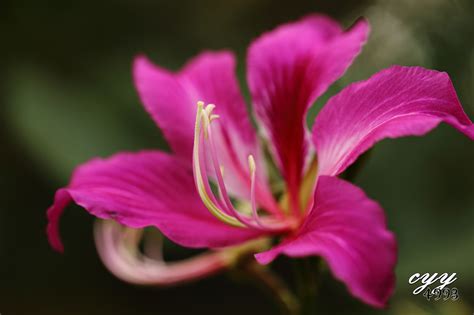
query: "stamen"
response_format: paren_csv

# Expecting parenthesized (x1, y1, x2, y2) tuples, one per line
(192, 101, 292, 232)
(248, 155, 266, 228)
(197, 131, 230, 214)
(205, 115, 259, 228)
(248, 155, 258, 219)
(193, 101, 245, 227)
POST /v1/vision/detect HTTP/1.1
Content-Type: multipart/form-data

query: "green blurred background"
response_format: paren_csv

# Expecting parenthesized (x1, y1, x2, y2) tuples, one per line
(1, 0, 473, 314)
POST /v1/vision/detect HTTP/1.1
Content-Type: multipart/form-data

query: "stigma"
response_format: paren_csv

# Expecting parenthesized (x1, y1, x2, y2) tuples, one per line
(192, 101, 291, 232)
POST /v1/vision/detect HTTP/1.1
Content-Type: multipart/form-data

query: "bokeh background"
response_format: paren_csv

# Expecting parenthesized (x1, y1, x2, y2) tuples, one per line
(1, 0, 473, 314)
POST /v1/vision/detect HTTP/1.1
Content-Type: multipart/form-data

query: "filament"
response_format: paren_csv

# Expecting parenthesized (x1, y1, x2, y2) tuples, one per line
(192, 101, 292, 232)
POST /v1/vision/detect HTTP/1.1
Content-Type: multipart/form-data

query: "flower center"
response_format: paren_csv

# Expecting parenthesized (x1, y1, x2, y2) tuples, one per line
(192, 101, 292, 232)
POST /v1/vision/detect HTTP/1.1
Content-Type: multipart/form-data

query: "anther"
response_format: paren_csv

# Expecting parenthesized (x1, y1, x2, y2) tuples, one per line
(248, 155, 256, 173)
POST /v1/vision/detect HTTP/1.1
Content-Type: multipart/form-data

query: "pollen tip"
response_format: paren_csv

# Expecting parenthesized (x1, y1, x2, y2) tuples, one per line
(205, 104, 216, 114)
(219, 165, 225, 177)
(248, 155, 256, 173)
(197, 101, 204, 107)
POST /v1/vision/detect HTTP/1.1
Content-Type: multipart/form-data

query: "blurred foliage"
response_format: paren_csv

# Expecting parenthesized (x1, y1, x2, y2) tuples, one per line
(1, 0, 473, 314)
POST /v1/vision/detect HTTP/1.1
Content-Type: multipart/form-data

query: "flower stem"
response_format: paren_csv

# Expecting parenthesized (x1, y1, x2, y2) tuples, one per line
(293, 257, 321, 315)
(234, 258, 300, 315)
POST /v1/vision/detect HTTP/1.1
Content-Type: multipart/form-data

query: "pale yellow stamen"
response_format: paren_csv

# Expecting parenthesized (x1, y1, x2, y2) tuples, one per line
(247, 154, 262, 225)
(248, 155, 256, 174)
(193, 101, 245, 227)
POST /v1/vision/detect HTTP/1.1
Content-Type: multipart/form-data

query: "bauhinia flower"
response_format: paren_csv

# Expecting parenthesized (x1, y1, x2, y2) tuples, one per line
(47, 14, 474, 308)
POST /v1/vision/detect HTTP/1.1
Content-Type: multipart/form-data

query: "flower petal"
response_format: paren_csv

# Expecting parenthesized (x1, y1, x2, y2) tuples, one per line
(47, 151, 263, 252)
(314, 66, 474, 176)
(255, 176, 397, 308)
(133, 56, 193, 157)
(247, 15, 369, 203)
(133, 51, 255, 158)
(133, 51, 273, 205)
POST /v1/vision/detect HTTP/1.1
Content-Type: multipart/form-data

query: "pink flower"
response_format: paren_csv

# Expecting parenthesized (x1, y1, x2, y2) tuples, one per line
(47, 14, 474, 308)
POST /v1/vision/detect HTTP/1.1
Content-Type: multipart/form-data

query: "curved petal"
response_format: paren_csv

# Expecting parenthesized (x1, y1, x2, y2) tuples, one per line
(313, 66, 474, 176)
(47, 151, 263, 252)
(133, 51, 273, 206)
(94, 220, 270, 286)
(94, 220, 230, 286)
(247, 15, 369, 208)
(255, 176, 397, 308)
